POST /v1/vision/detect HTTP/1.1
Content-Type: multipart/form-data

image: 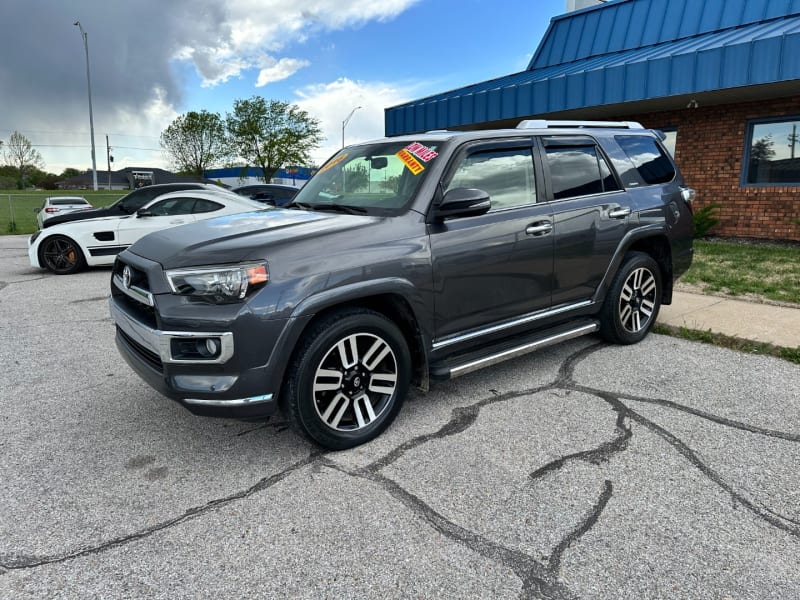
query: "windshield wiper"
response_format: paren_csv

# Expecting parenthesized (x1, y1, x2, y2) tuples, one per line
(307, 203, 369, 215)
(286, 200, 314, 210)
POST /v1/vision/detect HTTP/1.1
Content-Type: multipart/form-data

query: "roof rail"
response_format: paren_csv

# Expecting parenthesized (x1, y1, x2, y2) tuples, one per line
(516, 119, 644, 130)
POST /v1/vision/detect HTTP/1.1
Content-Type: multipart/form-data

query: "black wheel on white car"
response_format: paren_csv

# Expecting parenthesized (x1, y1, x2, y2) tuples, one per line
(599, 251, 662, 345)
(39, 235, 85, 275)
(281, 308, 411, 450)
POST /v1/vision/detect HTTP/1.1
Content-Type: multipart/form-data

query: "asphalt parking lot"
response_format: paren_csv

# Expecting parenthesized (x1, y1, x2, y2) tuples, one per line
(1, 234, 799, 599)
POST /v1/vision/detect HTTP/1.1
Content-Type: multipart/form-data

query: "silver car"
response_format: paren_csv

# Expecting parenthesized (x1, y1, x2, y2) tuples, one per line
(35, 196, 93, 228)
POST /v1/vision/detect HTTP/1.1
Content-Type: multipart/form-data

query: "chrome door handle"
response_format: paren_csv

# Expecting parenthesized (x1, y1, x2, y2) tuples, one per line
(608, 207, 631, 219)
(525, 222, 553, 236)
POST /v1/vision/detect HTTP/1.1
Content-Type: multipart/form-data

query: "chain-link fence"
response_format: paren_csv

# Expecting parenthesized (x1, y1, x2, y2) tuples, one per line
(1, 193, 125, 235)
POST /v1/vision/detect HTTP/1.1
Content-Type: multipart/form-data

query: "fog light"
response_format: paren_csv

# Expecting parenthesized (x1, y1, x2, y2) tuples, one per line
(196, 338, 220, 358)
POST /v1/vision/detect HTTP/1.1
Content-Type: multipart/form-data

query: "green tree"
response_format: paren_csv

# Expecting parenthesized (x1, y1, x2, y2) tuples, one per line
(59, 167, 81, 179)
(160, 110, 230, 177)
(2, 131, 44, 188)
(750, 135, 775, 162)
(343, 162, 369, 192)
(226, 97, 323, 182)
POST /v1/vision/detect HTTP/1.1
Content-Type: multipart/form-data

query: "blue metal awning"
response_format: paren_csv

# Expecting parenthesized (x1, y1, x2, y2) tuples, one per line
(385, 0, 800, 136)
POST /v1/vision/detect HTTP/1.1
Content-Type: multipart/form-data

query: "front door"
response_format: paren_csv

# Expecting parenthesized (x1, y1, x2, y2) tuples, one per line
(430, 141, 554, 341)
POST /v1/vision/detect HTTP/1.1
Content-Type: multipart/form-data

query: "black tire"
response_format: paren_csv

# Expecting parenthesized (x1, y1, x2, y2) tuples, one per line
(39, 235, 86, 275)
(599, 251, 662, 345)
(281, 308, 411, 450)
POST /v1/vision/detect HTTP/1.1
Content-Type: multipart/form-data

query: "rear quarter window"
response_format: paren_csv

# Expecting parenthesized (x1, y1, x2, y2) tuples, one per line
(615, 135, 675, 185)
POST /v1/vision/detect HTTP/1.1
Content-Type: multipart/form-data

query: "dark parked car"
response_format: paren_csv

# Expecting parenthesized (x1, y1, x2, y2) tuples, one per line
(110, 121, 694, 450)
(42, 183, 236, 228)
(232, 183, 299, 206)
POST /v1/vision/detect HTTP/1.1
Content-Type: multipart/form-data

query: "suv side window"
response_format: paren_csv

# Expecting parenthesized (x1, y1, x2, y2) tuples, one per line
(445, 147, 536, 210)
(544, 139, 620, 200)
(615, 135, 675, 185)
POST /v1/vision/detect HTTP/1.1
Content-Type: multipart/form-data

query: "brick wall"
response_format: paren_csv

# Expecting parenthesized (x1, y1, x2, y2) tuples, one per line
(622, 96, 800, 241)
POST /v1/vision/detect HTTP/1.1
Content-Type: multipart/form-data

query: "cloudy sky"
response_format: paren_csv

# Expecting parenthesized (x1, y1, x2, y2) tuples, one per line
(0, 0, 567, 175)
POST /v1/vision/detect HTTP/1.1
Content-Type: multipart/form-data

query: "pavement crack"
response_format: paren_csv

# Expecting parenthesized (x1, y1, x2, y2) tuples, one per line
(326, 460, 579, 600)
(548, 480, 613, 575)
(361, 385, 554, 474)
(529, 407, 630, 483)
(600, 399, 800, 538)
(611, 392, 800, 442)
(0, 452, 323, 572)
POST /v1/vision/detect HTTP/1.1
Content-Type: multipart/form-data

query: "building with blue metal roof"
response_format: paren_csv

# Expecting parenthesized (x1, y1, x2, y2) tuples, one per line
(385, 0, 800, 240)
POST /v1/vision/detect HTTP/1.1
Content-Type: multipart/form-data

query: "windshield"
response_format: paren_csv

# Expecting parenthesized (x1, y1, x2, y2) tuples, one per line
(292, 140, 440, 215)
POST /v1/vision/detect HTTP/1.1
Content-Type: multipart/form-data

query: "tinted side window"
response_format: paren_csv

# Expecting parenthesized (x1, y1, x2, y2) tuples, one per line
(445, 148, 536, 210)
(545, 145, 620, 200)
(615, 135, 675, 185)
(147, 198, 197, 216)
(192, 199, 224, 213)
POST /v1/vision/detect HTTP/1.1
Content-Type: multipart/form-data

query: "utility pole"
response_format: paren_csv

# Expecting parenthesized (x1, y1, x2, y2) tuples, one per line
(106, 135, 113, 190)
(789, 123, 798, 160)
(74, 21, 98, 191)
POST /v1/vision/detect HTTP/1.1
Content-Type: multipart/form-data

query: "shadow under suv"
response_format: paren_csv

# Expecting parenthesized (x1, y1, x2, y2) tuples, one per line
(110, 120, 694, 450)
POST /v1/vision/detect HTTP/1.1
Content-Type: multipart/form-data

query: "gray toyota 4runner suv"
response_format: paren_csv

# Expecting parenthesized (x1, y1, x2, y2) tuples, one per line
(110, 120, 694, 449)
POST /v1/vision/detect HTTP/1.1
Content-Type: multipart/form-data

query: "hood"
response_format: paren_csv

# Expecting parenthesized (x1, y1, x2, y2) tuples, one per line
(42, 205, 122, 228)
(127, 208, 380, 269)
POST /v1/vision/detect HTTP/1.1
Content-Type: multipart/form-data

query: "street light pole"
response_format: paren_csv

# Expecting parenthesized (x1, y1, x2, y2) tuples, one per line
(74, 20, 98, 191)
(341, 106, 362, 148)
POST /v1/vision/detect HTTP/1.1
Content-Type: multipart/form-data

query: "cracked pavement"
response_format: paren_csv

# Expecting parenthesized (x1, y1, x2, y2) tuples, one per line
(1, 235, 799, 599)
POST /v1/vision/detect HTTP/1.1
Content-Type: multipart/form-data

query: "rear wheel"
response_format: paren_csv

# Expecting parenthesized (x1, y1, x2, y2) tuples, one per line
(39, 235, 85, 275)
(281, 308, 411, 450)
(599, 252, 662, 345)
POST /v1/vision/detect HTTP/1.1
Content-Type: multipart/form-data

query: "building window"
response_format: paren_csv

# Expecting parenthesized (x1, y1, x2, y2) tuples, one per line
(744, 117, 800, 185)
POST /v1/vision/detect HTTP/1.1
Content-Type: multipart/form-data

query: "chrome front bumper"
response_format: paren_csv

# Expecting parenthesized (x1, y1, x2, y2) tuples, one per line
(109, 298, 234, 365)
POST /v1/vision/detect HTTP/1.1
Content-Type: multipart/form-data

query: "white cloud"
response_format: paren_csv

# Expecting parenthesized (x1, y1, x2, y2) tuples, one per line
(293, 77, 419, 165)
(256, 57, 310, 87)
(183, 0, 421, 86)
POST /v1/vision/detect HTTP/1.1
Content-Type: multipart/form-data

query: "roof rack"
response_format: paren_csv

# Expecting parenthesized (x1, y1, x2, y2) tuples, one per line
(516, 119, 644, 130)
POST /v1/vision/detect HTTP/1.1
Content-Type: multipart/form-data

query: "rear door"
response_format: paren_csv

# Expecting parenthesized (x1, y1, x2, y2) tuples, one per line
(539, 135, 633, 306)
(430, 138, 554, 340)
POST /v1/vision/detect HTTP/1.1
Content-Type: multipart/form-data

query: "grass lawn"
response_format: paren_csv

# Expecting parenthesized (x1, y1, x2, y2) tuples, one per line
(0, 190, 124, 234)
(680, 239, 800, 305)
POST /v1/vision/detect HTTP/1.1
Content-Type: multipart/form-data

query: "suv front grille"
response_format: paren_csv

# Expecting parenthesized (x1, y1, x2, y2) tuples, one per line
(117, 326, 163, 373)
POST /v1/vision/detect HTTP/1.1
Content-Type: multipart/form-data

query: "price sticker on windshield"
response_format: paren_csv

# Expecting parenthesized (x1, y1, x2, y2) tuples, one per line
(396, 149, 425, 175)
(405, 142, 438, 162)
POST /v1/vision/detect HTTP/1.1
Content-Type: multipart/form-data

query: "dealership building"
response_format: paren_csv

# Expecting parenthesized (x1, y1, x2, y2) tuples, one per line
(385, 0, 800, 241)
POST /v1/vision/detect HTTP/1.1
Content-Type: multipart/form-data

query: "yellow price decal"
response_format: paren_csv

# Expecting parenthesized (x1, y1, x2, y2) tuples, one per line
(396, 149, 425, 175)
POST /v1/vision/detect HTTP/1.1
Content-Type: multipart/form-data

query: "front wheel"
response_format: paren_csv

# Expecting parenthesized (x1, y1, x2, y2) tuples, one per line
(39, 235, 85, 275)
(281, 308, 411, 450)
(599, 252, 662, 345)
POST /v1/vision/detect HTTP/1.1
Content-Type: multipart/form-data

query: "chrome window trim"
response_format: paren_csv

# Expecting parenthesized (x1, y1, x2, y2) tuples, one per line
(432, 300, 593, 351)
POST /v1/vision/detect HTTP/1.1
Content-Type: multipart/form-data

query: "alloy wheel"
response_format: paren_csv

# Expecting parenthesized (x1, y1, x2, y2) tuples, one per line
(618, 267, 657, 333)
(312, 333, 398, 432)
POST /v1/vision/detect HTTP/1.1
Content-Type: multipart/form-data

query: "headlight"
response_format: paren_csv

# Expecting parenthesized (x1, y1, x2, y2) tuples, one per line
(165, 262, 268, 302)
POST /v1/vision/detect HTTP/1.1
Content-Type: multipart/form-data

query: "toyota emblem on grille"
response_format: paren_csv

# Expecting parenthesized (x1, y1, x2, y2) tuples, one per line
(122, 266, 132, 289)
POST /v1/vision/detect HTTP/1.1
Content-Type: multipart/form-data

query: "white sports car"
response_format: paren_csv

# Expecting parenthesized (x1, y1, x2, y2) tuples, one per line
(29, 189, 267, 275)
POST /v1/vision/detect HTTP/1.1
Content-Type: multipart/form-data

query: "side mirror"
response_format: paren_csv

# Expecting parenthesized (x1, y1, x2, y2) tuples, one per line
(435, 188, 491, 220)
(136, 209, 153, 218)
